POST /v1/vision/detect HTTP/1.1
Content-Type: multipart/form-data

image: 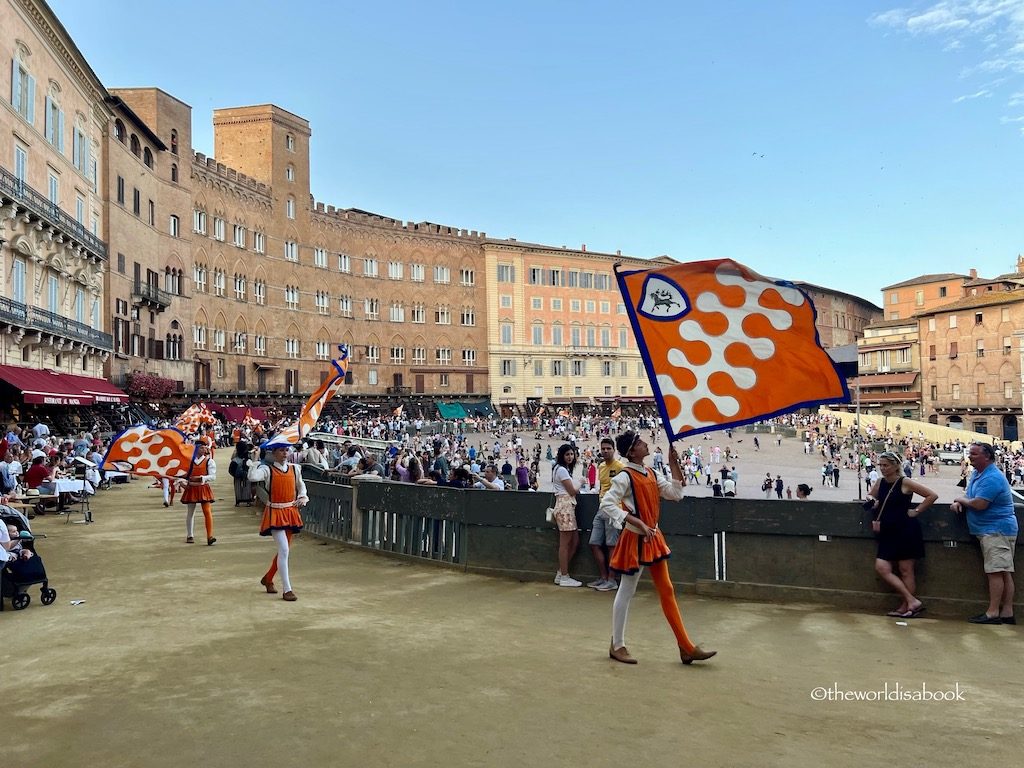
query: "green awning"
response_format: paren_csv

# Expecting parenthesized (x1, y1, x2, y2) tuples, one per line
(436, 401, 468, 419)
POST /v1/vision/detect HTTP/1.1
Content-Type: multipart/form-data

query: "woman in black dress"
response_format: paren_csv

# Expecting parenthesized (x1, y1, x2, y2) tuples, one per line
(866, 451, 938, 618)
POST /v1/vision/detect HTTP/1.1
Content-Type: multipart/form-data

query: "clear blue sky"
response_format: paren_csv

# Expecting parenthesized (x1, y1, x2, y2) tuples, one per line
(50, 0, 1024, 304)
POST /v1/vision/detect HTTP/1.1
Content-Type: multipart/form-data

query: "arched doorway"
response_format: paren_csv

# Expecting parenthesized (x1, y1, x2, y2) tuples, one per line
(1003, 415, 1018, 442)
(928, 414, 938, 425)
(948, 416, 963, 430)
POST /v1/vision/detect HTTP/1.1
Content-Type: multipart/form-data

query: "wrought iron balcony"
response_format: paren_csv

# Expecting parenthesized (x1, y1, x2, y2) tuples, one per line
(0, 295, 112, 351)
(0, 167, 108, 259)
(132, 281, 172, 311)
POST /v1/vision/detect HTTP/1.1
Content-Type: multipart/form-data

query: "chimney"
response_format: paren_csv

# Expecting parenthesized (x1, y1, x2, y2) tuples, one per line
(970, 268, 977, 279)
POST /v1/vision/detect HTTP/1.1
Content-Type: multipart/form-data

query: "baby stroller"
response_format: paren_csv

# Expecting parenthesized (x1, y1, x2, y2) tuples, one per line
(1, 508, 57, 611)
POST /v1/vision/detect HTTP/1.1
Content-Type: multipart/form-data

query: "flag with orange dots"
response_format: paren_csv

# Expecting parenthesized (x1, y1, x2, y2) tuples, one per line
(615, 258, 849, 441)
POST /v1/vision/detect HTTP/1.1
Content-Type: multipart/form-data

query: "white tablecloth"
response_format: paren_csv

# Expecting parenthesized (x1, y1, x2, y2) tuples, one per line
(53, 478, 95, 496)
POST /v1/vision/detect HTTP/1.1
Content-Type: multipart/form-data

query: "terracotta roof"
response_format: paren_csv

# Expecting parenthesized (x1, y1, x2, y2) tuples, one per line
(852, 372, 918, 388)
(880, 273, 970, 290)
(915, 289, 1024, 315)
(789, 281, 882, 311)
(863, 317, 919, 330)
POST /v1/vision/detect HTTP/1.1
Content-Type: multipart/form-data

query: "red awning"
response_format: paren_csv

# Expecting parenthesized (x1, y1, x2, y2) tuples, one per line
(210, 405, 267, 422)
(852, 372, 919, 388)
(0, 364, 93, 405)
(60, 372, 130, 403)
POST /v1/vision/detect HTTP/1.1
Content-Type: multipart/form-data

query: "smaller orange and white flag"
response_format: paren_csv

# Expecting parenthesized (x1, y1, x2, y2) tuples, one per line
(101, 425, 197, 479)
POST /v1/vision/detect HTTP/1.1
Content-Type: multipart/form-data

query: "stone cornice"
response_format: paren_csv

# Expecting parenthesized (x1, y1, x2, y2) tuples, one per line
(18, 0, 111, 110)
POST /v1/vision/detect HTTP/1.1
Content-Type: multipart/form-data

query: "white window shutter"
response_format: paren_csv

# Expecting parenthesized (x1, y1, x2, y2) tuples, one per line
(26, 74, 35, 124)
(10, 59, 18, 109)
(57, 110, 65, 154)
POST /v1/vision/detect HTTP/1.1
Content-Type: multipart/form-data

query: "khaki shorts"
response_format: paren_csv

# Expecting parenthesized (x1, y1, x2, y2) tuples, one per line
(978, 534, 1017, 573)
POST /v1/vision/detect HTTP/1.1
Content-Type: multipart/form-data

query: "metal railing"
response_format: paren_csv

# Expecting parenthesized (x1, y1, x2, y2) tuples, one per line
(0, 294, 112, 350)
(0, 167, 108, 259)
(132, 281, 172, 308)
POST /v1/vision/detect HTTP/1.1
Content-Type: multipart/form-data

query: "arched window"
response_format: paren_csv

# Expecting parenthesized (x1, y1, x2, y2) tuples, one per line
(143, 147, 154, 168)
(170, 129, 178, 155)
(171, 163, 178, 183)
(130, 134, 141, 157)
(114, 119, 126, 143)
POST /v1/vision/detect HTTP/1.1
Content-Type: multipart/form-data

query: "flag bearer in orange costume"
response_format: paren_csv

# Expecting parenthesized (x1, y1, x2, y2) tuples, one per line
(600, 431, 716, 665)
(249, 443, 307, 602)
(181, 437, 217, 545)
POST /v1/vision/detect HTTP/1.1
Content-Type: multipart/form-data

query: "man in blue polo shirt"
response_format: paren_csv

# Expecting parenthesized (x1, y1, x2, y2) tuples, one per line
(951, 442, 1018, 625)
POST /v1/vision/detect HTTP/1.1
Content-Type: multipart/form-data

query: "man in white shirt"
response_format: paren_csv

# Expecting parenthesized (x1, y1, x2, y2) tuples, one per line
(473, 464, 505, 490)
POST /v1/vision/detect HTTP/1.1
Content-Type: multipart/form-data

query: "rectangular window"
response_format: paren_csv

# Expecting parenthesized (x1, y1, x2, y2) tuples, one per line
(889, 292, 898, 305)
(551, 299, 562, 311)
(390, 347, 405, 364)
(600, 301, 610, 314)
(500, 324, 513, 344)
(501, 295, 514, 309)
(460, 307, 475, 326)
(433, 265, 450, 284)
(586, 300, 595, 313)
(619, 329, 628, 348)
(977, 340, 985, 357)
(390, 303, 405, 322)
(436, 348, 452, 365)
(571, 327, 581, 346)
(497, 264, 515, 283)
(410, 263, 424, 282)
(254, 335, 266, 356)
(620, 362, 628, 377)
(75, 195, 84, 225)
(48, 173, 59, 205)
(915, 290, 924, 306)
(388, 261, 403, 280)
(532, 325, 543, 345)
(928, 345, 936, 361)
(949, 342, 958, 359)
(411, 303, 425, 323)
(552, 326, 563, 345)
(460, 268, 474, 286)
(529, 267, 543, 285)
(339, 296, 352, 317)
(48, 274, 59, 313)
(214, 217, 225, 241)
(132, 188, 141, 216)
(551, 360, 563, 376)
(234, 275, 246, 301)
(253, 231, 266, 253)
(939, 286, 947, 298)
(975, 312, 983, 325)
(462, 349, 477, 366)
(1004, 336, 1013, 355)
(193, 209, 206, 233)
(169, 215, 180, 237)
(412, 347, 426, 365)
(549, 269, 562, 287)
(11, 60, 34, 123)
(213, 329, 226, 353)
(1002, 307, 1010, 322)
(501, 359, 516, 376)
(930, 385, 937, 400)
(148, 199, 155, 226)
(568, 271, 579, 288)
(572, 360, 585, 376)
(439, 373, 449, 387)
(435, 306, 451, 325)
(895, 347, 911, 364)
(314, 248, 327, 268)
(949, 315, 957, 329)
(601, 328, 610, 347)
(595, 274, 610, 291)
(365, 298, 380, 320)
(533, 360, 543, 376)
(233, 225, 246, 248)
(254, 281, 265, 305)
(602, 361, 612, 376)
(580, 272, 593, 289)
(530, 297, 542, 310)
(284, 241, 298, 262)
(315, 341, 330, 361)
(1005, 382, 1013, 399)
(364, 258, 378, 277)
(977, 382, 985, 399)
(338, 253, 350, 273)
(554, 386, 564, 396)
(116, 175, 125, 205)
(570, 300, 581, 313)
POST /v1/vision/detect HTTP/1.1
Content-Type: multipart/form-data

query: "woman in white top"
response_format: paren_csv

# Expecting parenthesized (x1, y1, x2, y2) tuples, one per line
(551, 443, 582, 587)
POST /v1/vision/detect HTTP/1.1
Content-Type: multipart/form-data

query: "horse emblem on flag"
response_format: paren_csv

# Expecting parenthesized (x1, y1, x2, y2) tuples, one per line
(616, 258, 849, 441)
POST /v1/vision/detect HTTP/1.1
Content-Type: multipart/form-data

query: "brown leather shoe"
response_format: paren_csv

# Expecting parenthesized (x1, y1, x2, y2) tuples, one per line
(282, 591, 297, 602)
(185, 536, 194, 544)
(260, 576, 277, 594)
(609, 641, 638, 664)
(680, 645, 717, 664)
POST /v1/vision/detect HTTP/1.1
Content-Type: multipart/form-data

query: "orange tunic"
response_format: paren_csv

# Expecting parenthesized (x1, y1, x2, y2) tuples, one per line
(259, 464, 304, 536)
(609, 466, 672, 574)
(180, 455, 215, 504)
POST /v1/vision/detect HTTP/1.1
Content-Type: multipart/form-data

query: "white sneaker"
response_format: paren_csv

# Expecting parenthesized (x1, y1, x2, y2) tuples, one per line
(594, 579, 617, 592)
(558, 575, 582, 587)
(586, 579, 604, 589)
(554, 571, 563, 584)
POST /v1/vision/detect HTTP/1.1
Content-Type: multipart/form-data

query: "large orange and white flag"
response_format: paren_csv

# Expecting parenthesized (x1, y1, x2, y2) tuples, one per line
(175, 402, 217, 435)
(101, 425, 197, 479)
(263, 345, 350, 449)
(616, 258, 848, 441)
